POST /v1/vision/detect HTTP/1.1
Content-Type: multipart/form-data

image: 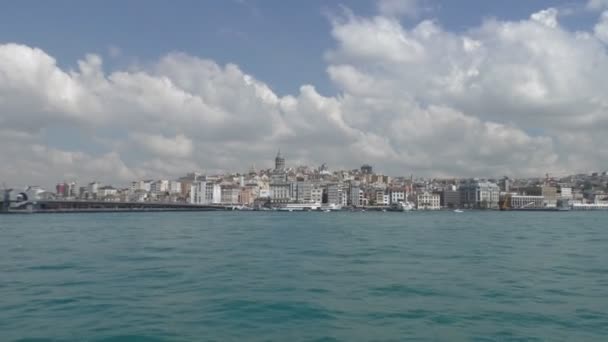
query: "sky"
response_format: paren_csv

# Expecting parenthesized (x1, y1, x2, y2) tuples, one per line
(1, 0, 608, 188)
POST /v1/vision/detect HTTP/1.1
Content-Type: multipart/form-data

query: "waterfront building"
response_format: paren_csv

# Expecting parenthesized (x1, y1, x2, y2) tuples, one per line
(129, 189, 148, 202)
(168, 181, 182, 194)
(509, 195, 545, 209)
(349, 184, 363, 206)
(259, 189, 271, 198)
(441, 189, 461, 208)
(220, 185, 240, 204)
(238, 187, 256, 206)
(325, 183, 344, 205)
(382, 194, 390, 205)
(374, 189, 385, 205)
(294, 181, 313, 203)
(311, 186, 323, 204)
(68, 182, 78, 198)
(56, 182, 68, 198)
(130, 180, 152, 193)
(270, 183, 291, 204)
(151, 180, 169, 194)
(519, 185, 558, 207)
(190, 182, 221, 205)
(499, 177, 510, 192)
(389, 189, 406, 204)
(559, 187, 573, 200)
(572, 203, 608, 210)
(416, 192, 441, 210)
(460, 180, 500, 209)
(542, 185, 558, 207)
(98, 186, 118, 198)
(78, 186, 87, 199)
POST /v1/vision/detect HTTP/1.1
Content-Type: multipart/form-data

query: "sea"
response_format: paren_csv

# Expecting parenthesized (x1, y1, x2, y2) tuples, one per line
(1, 211, 607, 341)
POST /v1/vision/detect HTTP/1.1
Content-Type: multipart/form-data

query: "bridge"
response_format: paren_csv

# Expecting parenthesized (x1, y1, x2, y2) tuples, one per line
(1, 198, 234, 214)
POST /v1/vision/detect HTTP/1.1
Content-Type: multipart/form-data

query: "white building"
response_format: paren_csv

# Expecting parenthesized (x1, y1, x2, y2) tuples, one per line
(129, 190, 148, 202)
(382, 195, 390, 205)
(460, 180, 500, 209)
(98, 186, 118, 198)
(168, 181, 182, 194)
(131, 180, 153, 192)
(416, 192, 441, 210)
(510, 195, 544, 209)
(311, 187, 323, 204)
(270, 183, 291, 203)
(390, 190, 406, 204)
(190, 182, 221, 204)
(88, 182, 99, 196)
(560, 187, 573, 200)
(259, 189, 271, 198)
(221, 185, 240, 204)
(151, 180, 169, 194)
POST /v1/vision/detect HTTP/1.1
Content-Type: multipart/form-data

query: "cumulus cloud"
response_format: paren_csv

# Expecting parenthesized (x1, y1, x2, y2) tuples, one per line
(595, 11, 608, 43)
(130, 133, 193, 159)
(2, 6, 608, 188)
(530, 8, 559, 28)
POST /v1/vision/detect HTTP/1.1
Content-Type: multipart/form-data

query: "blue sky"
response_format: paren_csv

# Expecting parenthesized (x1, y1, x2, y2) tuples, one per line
(2, 0, 608, 185)
(0, 0, 598, 96)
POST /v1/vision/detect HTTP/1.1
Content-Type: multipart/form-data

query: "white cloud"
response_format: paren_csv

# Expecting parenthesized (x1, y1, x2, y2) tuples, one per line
(2, 6, 608, 187)
(130, 133, 193, 159)
(595, 11, 608, 43)
(530, 8, 559, 28)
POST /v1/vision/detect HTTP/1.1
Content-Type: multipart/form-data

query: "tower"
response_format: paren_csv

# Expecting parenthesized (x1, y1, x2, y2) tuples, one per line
(275, 150, 285, 171)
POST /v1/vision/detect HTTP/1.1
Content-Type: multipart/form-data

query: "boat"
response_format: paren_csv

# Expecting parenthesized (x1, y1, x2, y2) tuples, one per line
(320, 203, 342, 211)
(388, 201, 415, 212)
(453, 209, 464, 213)
(276, 203, 321, 211)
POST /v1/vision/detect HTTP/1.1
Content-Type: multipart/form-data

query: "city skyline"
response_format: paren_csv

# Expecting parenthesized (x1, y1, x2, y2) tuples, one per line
(2, 1, 608, 187)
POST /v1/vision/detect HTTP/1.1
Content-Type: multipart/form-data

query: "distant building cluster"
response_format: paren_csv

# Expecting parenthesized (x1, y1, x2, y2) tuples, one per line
(22, 151, 608, 211)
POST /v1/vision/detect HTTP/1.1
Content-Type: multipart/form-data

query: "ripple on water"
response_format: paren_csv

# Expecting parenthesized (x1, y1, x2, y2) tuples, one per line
(370, 284, 440, 297)
(1, 211, 608, 341)
(211, 299, 336, 323)
(94, 336, 169, 342)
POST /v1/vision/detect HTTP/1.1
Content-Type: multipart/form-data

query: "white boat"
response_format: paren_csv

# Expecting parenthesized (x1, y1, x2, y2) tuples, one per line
(453, 209, 464, 213)
(277, 203, 321, 211)
(320, 203, 342, 211)
(389, 201, 414, 212)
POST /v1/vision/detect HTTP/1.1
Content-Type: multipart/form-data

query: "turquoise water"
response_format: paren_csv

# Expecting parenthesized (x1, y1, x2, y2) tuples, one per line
(1, 211, 607, 341)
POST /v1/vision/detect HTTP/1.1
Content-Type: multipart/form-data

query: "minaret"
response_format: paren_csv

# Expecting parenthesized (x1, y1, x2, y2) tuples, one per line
(275, 149, 285, 171)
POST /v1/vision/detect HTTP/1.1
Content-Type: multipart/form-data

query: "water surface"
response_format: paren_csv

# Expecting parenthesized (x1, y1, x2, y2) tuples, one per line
(1, 211, 607, 341)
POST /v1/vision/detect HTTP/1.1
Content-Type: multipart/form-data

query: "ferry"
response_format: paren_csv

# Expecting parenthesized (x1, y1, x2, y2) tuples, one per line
(320, 203, 343, 211)
(571, 203, 608, 210)
(388, 201, 415, 212)
(276, 203, 322, 211)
